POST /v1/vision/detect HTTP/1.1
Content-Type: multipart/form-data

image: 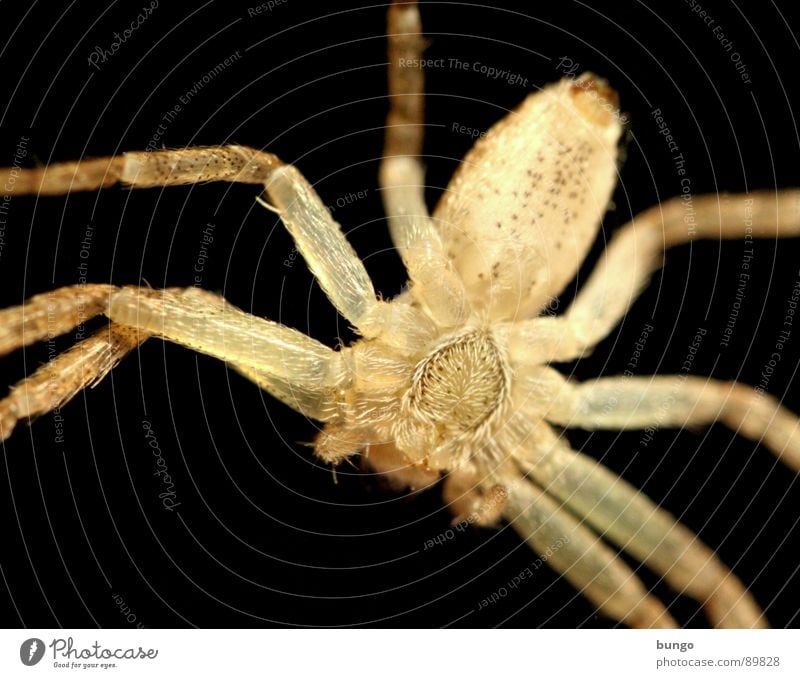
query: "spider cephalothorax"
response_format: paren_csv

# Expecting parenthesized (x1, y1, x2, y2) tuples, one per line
(1, 1, 799, 629)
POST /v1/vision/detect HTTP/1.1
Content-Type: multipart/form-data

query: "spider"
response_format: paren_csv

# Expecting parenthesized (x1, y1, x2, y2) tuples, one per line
(1, 1, 799, 629)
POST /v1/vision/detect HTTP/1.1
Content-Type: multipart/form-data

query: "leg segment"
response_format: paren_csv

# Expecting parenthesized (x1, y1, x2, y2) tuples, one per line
(264, 165, 382, 330)
(361, 441, 440, 491)
(517, 430, 767, 628)
(504, 476, 677, 628)
(379, 0, 470, 327)
(542, 371, 800, 471)
(232, 364, 340, 423)
(0, 146, 280, 195)
(507, 190, 800, 362)
(106, 287, 347, 391)
(0, 284, 115, 356)
(0, 323, 147, 441)
(168, 288, 342, 422)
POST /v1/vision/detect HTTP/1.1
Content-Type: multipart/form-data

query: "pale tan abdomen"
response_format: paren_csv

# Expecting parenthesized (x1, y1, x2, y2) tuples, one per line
(433, 74, 623, 321)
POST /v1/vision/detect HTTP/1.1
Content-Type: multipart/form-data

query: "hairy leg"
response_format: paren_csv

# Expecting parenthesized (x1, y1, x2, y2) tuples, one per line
(0, 146, 280, 194)
(538, 370, 800, 472)
(505, 475, 677, 628)
(379, 0, 470, 327)
(165, 288, 340, 423)
(264, 164, 382, 330)
(232, 364, 340, 423)
(505, 191, 800, 363)
(517, 426, 766, 628)
(0, 145, 394, 337)
(442, 471, 507, 526)
(0, 284, 116, 356)
(0, 323, 147, 441)
(0, 285, 349, 442)
(105, 287, 346, 389)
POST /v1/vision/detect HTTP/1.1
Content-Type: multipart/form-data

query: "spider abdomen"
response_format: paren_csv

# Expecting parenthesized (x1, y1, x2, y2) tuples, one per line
(433, 73, 623, 321)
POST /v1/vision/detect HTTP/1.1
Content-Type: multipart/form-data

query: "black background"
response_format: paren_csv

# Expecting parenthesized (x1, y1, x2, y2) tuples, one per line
(1, 0, 799, 629)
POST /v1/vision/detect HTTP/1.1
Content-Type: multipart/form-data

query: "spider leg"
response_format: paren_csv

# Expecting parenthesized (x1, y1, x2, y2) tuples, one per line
(231, 364, 339, 423)
(0, 146, 394, 335)
(504, 474, 678, 628)
(0, 322, 147, 441)
(156, 288, 345, 422)
(0, 284, 116, 356)
(515, 426, 766, 628)
(506, 190, 800, 362)
(0, 285, 350, 441)
(264, 164, 383, 330)
(540, 370, 800, 472)
(379, 0, 471, 327)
